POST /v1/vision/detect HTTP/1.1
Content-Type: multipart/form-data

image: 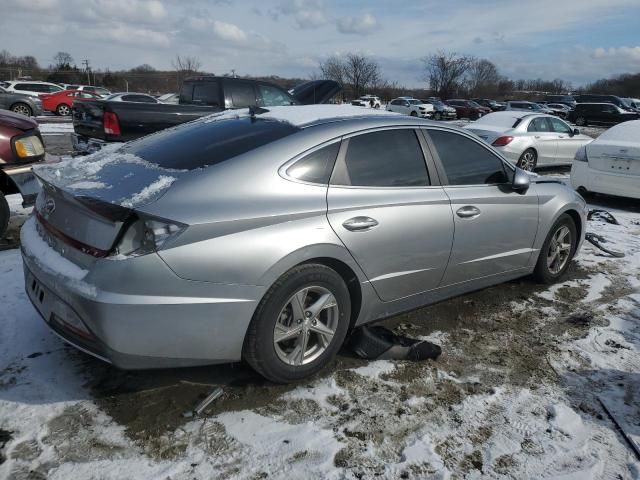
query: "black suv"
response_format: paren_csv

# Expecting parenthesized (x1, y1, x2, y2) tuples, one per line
(575, 94, 634, 111)
(543, 94, 576, 108)
(567, 103, 640, 127)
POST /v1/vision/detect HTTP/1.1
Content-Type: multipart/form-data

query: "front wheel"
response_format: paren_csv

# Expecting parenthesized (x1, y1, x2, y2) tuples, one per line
(409, 111, 417, 117)
(243, 264, 351, 383)
(0, 192, 9, 240)
(534, 214, 577, 284)
(517, 148, 538, 171)
(575, 117, 586, 126)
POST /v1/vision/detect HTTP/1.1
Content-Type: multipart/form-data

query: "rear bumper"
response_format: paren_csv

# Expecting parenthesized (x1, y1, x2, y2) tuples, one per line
(21, 217, 263, 369)
(571, 162, 640, 199)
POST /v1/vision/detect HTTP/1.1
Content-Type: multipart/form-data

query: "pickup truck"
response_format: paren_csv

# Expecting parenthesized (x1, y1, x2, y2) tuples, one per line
(72, 77, 340, 153)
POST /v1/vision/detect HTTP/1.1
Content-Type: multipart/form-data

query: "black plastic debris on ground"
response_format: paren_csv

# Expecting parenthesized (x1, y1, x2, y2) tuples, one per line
(348, 325, 442, 361)
(0, 428, 13, 465)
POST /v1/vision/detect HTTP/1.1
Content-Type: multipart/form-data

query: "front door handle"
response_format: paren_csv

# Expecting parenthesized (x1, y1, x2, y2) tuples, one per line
(342, 216, 379, 231)
(456, 206, 481, 218)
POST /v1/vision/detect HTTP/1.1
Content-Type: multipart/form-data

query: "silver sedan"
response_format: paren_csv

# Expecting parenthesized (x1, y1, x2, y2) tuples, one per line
(464, 111, 593, 171)
(22, 106, 586, 383)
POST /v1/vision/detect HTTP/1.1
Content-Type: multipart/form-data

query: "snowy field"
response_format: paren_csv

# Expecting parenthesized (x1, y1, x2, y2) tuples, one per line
(1, 189, 639, 479)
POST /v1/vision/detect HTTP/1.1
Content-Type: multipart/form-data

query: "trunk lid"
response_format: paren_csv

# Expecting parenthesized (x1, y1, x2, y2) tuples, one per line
(33, 144, 184, 256)
(464, 125, 511, 145)
(586, 121, 640, 175)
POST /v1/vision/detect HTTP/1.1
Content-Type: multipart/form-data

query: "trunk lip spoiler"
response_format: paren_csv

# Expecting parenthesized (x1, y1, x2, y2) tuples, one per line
(34, 209, 111, 258)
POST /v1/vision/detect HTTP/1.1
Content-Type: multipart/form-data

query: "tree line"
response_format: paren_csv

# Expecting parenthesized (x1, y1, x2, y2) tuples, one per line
(0, 49, 638, 100)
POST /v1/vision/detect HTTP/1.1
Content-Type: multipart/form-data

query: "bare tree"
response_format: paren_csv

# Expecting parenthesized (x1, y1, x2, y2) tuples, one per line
(466, 58, 500, 97)
(53, 51, 74, 70)
(423, 51, 472, 99)
(343, 53, 381, 98)
(172, 55, 201, 73)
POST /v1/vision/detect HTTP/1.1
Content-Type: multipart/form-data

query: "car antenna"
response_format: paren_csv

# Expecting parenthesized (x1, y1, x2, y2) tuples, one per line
(248, 105, 269, 120)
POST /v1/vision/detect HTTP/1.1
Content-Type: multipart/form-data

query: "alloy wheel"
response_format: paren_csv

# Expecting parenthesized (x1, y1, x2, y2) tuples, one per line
(273, 286, 339, 366)
(57, 104, 71, 116)
(547, 225, 572, 274)
(519, 151, 536, 171)
(12, 104, 31, 116)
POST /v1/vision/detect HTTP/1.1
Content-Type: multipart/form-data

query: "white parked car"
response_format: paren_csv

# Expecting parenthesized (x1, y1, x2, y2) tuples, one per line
(571, 120, 639, 199)
(158, 92, 179, 104)
(351, 95, 381, 108)
(4, 81, 64, 98)
(386, 98, 434, 118)
(464, 111, 592, 171)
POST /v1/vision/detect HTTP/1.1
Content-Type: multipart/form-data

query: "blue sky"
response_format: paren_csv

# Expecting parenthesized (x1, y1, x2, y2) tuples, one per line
(2, 0, 640, 88)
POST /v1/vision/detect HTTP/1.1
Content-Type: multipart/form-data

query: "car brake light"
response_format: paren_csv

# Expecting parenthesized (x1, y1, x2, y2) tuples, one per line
(104, 111, 121, 136)
(492, 136, 514, 147)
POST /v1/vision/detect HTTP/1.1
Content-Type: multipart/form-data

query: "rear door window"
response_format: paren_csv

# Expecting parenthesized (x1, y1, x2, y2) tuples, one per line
(527, 117, 552, 132)
(225, 81, 257, 108)
(428, 130, 508, 185)
(332, 129, 429, 187)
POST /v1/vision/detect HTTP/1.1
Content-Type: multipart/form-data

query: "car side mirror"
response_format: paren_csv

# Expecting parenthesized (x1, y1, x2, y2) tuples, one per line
(572, 128, 579, 136)
(512, 168, 530, 193)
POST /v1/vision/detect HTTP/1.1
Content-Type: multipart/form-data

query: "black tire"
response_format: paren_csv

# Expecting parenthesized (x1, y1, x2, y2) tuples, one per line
(409, 111, 417, 117)
(534, 214, 577, 284)
(56, 103, 71, 116)
(243, 263, 351, 383)
(434, 112, 442, 121)
(575, 117, 586, 126)
(0, 192, 9, 240)
(11, 103, 32, 117)
(517, 148, 538, 171)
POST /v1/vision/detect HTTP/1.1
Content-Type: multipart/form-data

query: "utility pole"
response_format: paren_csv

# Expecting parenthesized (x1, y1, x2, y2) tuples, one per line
(82, 59, 91, 85)
(231, 69, 236, 78)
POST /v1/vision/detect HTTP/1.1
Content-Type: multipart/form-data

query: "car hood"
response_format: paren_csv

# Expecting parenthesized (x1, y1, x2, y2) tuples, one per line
(289, 80, 341, 105)
(0, 109, 38, 130)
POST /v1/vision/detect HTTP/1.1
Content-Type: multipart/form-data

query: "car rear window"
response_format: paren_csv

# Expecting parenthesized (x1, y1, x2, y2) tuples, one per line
(123, 117, 300, 170)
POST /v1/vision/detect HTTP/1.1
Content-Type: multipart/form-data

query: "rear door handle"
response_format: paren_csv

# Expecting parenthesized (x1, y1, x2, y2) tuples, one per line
(534, 135, 541, 139)
(456, 206, 481, 218)
(342, 216, 379, 231)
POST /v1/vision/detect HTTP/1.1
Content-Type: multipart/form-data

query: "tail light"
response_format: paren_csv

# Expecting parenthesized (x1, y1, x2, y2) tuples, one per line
(574, 146, 588, 162)
(113, 214, 186, 257)
(492, 136, 514, 147)
(104, 111, 121, 136)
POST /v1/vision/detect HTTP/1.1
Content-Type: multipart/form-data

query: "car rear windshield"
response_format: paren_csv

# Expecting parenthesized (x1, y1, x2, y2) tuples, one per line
(122, 117, 300, 170)
(473, 113, 523, 129)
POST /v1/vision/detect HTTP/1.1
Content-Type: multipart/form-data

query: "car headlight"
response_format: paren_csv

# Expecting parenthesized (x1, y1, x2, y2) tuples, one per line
(14, 135, 45, 158)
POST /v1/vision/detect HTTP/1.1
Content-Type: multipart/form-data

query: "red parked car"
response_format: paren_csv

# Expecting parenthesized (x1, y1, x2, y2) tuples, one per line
(446, 99, 491, 120)
(0, 110, 45, 237)
(39, 90, 102, 116)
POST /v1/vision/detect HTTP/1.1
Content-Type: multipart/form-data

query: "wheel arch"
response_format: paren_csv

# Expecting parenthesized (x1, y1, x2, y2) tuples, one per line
(0, 170, 20, 196)
(9, 101, 32, 115)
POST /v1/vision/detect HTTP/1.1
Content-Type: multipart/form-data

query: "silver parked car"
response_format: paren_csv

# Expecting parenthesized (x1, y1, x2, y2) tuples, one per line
(464, 111, 593, 171)
(22, 105, 586, 383)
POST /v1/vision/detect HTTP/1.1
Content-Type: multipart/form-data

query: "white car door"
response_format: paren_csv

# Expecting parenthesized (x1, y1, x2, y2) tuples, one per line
(526, 117, 558, 165)
(549, 117, 589, 164)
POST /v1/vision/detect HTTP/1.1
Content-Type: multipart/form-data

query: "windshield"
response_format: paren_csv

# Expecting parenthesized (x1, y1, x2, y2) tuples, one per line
(473, 112, 524, 129)
(468, 101, 482, 108)
(427, 100, 445, 108)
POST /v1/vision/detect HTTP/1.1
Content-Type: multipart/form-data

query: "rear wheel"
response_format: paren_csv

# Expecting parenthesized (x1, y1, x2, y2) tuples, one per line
(409, 111, 417, 117)
(575, 117, 586, 126)
(11, 103, 32, 117)
(243, 264, 351, 383)
(517, 148, 538, 171)
(56, 103, 71, 116)
(0, 192, 9, 240)
(434, 112, 442, 121)
(534, 214, 577, 284)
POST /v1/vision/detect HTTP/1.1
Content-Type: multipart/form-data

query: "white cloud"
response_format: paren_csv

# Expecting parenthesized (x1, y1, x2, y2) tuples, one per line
(336, 13, 378, 35)
(592, 46, 640, 61)
(74, 23, 171, 48)
(276, 0, 329, 28)
(211, 20, 248, 43)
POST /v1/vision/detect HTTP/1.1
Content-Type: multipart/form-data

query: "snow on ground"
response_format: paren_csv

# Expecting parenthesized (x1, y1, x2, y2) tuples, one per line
(1, 193, 639, 479)
(38, 123, 74, 135)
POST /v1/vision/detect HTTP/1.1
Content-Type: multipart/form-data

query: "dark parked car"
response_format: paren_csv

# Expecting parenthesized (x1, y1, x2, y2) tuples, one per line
(446, 99, 491, 119)
(420, 99, 457, 120)
(72, 77, 340, 153)
(575, 94, 634, 111)
(472, 98, 505, 111)
(0, 86, 43, 117)
(0, 110, 45, 237)
(543, 95, 576, 108)
(567, 103, 640, 127)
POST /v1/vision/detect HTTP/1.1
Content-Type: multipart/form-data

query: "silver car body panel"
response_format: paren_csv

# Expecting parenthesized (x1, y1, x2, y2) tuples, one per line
(21, 108, 587, 368)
